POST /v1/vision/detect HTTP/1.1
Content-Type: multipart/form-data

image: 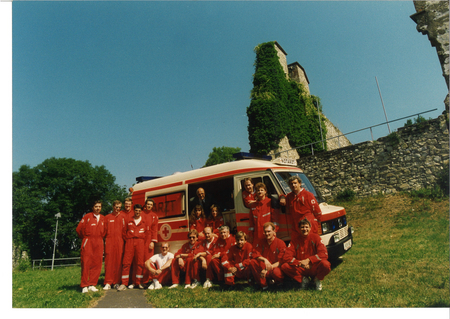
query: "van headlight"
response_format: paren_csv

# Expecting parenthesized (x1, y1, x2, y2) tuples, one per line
(322, 222, 329, 233)
(333, 233, 340, 243)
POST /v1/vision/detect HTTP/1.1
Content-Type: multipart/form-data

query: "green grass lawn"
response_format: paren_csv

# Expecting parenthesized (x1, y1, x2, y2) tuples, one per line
(12, 194, 449, 308)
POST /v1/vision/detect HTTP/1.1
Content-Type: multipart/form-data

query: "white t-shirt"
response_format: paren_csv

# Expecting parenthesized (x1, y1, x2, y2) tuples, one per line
(149, 252, 174, 269)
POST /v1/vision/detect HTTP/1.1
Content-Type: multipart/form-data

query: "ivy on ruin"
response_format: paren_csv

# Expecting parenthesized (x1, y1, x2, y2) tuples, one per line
(247, 41, 327, 155)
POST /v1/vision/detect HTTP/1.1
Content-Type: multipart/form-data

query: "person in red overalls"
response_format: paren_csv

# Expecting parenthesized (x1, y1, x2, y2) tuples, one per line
(193, 226, 217, 282)
(281, 218, 331, 291)
(280, 176, 322, 236)
(117, 204, 147, 291)
(221, 231, 253, 286)
(142, 198, 159, 287)
(169, 229, 204, 289)
(249, 222, 286, 290)
(248, 183, 274, 243)
(205, 205, 224, 236)
(103, 200, 126, 290)
(242, 178, 256, 208)
(189, 205, 207, 240)
(203, 226, 235, 288)
(76, 201, 106, 293)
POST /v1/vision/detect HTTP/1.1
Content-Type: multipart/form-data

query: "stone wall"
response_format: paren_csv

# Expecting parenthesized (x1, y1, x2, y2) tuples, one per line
(297, 115, 449, 199)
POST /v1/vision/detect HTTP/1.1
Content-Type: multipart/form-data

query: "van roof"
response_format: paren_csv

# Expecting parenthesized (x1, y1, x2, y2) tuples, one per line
(132, 159, 301, 192)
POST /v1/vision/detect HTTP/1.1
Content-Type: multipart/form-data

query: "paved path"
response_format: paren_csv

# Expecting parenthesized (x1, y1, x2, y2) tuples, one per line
(92, 288, 153, 308)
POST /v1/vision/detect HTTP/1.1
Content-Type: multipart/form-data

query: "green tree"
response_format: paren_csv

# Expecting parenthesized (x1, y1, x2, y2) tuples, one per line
(13, 157, 128, 260)
(204, 146, 241, 167)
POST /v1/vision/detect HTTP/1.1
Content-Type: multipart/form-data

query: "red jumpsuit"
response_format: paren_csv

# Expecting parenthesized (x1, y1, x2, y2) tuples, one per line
(121, 216, 147, 286)
(142, 209, 159, 283)
(249, 237, 286, 288)
(221, 242, 253, 285)
(206, 235, 235, 282)
(190, 217, 207, 239)
(171, 241, 204, 285)
(283, 189, 321, 236)
(206, 216, 224, 235)
(249, 197, 273, 242)
(243, 190, 256, 208)
(199, 236, 217, 270)
(281, 232, 330, 283)
(103, 211, 126, 286)
(76, 213, 106, 288)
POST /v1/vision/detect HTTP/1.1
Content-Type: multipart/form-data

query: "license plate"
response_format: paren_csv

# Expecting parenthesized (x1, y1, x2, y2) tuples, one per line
(343, 239, 352, 251)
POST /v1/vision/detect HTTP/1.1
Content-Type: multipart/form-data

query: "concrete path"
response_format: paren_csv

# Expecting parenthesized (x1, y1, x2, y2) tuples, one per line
(92, 288, 153, 308)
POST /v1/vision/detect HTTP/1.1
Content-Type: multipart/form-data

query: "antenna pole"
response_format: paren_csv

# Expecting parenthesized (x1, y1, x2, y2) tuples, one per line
(375, 76, 391, 134)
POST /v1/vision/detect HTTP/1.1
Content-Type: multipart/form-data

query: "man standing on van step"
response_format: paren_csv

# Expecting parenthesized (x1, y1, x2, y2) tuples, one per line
(76, 201, 106, 293)
(169, 229, 204, 289)
(203, 226, 235, 288)
(249, 222, 286, 290)
(117, 204, 147, 291)
(281, 218, 331, 291)
(190, 188, 214, 219)
(142, 198, 159, 287)
(279, 176, 322, 236)
(103, 200, 126, 290)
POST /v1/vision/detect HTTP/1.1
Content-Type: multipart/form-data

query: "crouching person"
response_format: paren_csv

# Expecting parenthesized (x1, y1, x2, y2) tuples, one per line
(144, 242, 174, 290)
(281, 218, 331, 291)
(170, 229, 204, 289)
(249, 222, 286, 290)
(221, 231, 253, 286)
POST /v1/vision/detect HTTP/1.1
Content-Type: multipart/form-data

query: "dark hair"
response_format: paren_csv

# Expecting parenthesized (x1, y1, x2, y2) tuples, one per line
(298, 218, 311, 228)
(134, 204, 143, 210)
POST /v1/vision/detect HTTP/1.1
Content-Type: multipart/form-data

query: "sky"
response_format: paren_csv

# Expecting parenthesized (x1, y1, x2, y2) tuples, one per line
(7, 0, 448, 191)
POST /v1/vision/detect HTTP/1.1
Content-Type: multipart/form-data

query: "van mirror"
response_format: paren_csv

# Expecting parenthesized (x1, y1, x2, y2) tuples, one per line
(270, 194, 280, 209)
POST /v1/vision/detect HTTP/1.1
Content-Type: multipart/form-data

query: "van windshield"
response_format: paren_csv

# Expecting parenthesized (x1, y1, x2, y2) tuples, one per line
(274, 172, 324, 203)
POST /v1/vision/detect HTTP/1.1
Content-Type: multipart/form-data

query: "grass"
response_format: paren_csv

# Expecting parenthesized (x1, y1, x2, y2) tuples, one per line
(12, 194, 449, 308)
(12, 265, 104, 308)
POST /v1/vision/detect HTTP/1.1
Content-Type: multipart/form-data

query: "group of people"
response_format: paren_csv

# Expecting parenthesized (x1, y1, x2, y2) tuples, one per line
(75, 175, 331, 293)
(76, 197, 158, 293)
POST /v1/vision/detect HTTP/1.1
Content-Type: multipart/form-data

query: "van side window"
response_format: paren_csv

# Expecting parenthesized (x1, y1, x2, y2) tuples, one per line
(149, 192, 185, 219)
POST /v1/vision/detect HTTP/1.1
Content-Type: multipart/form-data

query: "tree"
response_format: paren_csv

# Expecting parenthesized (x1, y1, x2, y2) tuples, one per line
(204, 146, 242, 167)
(13, 157, 128, 260)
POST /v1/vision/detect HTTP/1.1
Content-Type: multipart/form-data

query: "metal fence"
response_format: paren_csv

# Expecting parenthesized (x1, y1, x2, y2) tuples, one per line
(32, 257, 80, 270)
(275, 108, 438, 157)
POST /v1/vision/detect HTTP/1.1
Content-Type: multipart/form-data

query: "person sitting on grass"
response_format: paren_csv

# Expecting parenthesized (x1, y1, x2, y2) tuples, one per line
(221, 231, 253, 287)
(169, 229, 204, 289)
(144, 242, 174, 290)
(281, 218, 331, 291)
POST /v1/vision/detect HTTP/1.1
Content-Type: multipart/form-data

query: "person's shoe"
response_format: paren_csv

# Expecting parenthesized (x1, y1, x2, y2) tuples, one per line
(117, 284, 127, 291)
(262, 285, 269, 291)
(203, 279, 212, 289)
(168, 284, 179, 289)
(300, 277, 310, 290)
(138, 284, 145, 289)
(88, 286, 99, 292)
(154, 282, 163, 290)
(103, 284, 111, 290)
(314, 278, 323, 291)
(81, 287, 89, 294)
(113, 284, 120, 289)
(190, 280, 199, 289)
(148, 283, 155, 290)
(184, 284, 191, 289)
(128, 284, 134, 289)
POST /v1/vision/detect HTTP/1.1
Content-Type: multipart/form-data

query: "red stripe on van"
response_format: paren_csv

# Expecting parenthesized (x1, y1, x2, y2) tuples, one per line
(134, 181, 183, 194)
(185, 167, 273, 184)
(321, 209, 346, 222)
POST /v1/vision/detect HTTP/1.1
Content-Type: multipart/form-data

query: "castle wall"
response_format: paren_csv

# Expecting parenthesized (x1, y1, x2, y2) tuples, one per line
(297, 115, 449, 199)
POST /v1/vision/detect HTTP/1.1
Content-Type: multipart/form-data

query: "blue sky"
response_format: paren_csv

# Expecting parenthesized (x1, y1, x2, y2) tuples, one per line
(8, 0, 448, 190)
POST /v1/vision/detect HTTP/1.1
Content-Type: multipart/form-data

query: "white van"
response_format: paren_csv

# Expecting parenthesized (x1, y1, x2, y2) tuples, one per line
(130, 153, 353, 260)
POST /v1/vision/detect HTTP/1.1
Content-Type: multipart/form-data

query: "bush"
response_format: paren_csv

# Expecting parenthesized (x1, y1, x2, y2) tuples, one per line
(335, 189, 356, 201)
(408, 185, 445, 201)
(437, 165, 449, 196)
